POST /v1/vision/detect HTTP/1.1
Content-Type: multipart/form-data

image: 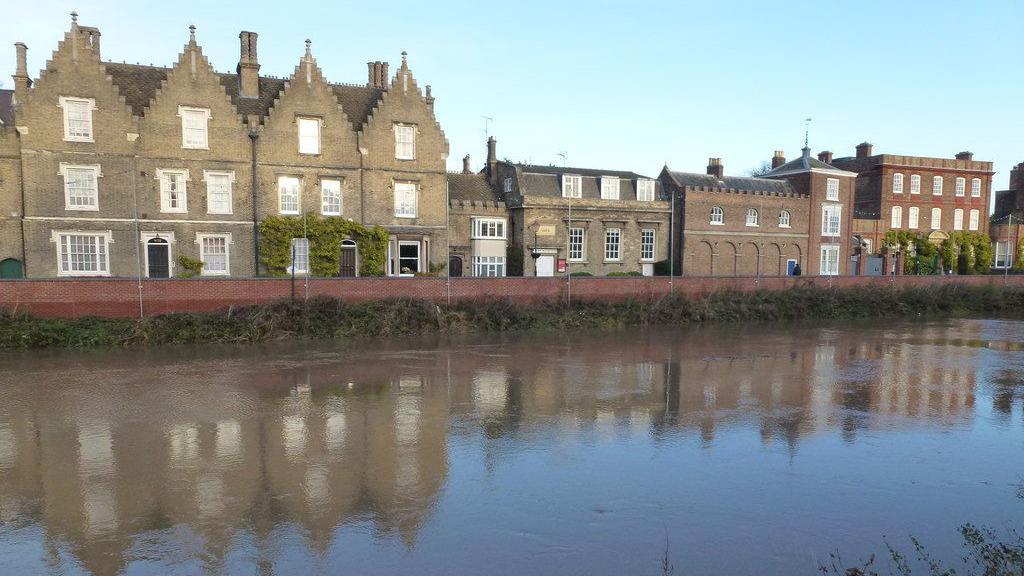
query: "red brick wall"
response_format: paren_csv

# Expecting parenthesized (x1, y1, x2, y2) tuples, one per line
(1, 275, 1022, 318)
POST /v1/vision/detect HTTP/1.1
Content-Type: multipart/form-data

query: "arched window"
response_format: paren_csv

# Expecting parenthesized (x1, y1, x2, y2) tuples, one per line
(779, 210, 791, 227)
(746, 208, 759, 227)
(891, 206, 903, 228)
(710, 206, 724, 225)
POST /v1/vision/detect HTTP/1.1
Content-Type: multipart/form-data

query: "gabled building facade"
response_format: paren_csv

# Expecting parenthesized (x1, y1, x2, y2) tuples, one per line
(447, 155, 508, 277)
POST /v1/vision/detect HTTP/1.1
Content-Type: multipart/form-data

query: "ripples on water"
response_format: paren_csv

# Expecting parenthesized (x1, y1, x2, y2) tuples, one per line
(0, 319, 1022, 575)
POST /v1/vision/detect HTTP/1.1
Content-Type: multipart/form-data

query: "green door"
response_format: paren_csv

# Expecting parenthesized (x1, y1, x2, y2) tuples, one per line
(0, 258, 23, 279)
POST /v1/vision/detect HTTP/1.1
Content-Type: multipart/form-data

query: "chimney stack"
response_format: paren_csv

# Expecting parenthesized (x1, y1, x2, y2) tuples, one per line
(367, 61, 389, 89)
(237, 31, 260, 99)
(955, 151, 974, 161)
(855, 142, 873, 159)
(425, 85, 434, 112)
(818, 150, 833, 164)
(1010, 162, 1024, 193)
(13, 42, 30, 101)
(707, 158, 724, 180)
(772, 150, 786, 169)
(462, 154, 472, 174)
(486, 137, 498, 185)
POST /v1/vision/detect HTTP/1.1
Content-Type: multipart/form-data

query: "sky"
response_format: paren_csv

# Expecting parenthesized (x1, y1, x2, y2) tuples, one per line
(1, 0, 1021, 191)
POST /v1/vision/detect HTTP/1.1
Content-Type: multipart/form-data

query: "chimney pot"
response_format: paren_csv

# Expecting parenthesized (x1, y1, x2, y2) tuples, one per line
(955, 151, 974, 161)
(462, 154, 472, 174)
(14, 42, 27, 77)
(707, 157, 724, 179)
(817, 150, 833, 164)
(855, 142, 873, 159)
(237, 31, 260, 99)
(772, 150, 786, 169)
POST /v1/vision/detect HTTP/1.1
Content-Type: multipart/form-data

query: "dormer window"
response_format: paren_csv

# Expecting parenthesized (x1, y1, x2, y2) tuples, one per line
(562, 175, 582, 199)
(600, 176, 620, 200)
(59, 96, 95, 142)
(178, 106, 210, 149)
(297, 117, 321, 155)
(636, 179, 655, 201)
(503, 177, 513, 194)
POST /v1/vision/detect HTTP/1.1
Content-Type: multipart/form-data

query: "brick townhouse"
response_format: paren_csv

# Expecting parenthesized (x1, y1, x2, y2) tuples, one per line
(831, 143, 995, 260)
(482, 137, 671, 277)
(447, 154, 508, 277)
(1, 14, 448, 279)
(990, 162, 1024, 269)
(661, 146, 857, 276)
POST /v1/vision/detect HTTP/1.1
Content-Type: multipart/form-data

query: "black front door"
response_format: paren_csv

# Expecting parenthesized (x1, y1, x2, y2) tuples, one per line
(339, 246, 357, 277)
(147, 240, 170, 278)
(449, 256, 463, 277)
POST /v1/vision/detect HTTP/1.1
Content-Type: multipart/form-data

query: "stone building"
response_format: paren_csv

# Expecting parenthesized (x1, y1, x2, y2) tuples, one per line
(2, 14, 448, 278)
(0, 89, 22, 278)
(483, 138, 671, 277)
(831, 143, 995, 258)
(447, 154, 507, 277)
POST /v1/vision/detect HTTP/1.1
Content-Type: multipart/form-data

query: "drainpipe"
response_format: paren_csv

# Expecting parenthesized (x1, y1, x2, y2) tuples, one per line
(357, 133, 366, 224)
(17, 132, 27, 276)
(250, 129, 259, 276)
(131, 154, 143, 318)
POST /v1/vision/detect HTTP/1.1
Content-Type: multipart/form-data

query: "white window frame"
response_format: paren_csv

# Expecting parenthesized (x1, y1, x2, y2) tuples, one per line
(710, 206, 724, 225)
(600, 176, 620, 200)
(819, 244, 840, 276)
(995, 241, 1014, 269)
(473, 256, 506, 277)
(908, 207, 920, 229)
(779, 210, 791, 228)
(394, 123, 416, 160)
(320, 178, 342, 216)
(297, 117, 321, 155)
(59, 96, 95, 142)
(568, 227, 585, 262)
(503, 177, 513, 194)
(955, 177, 966, 197)
(891, 206, 903, 229)
(178, 106, 210, 150)
(290, 237, 310, 275)
(969, 209, 980, 231)
(930, 207, 941, 230)
(636, 179, 655, 201)
(604, 228, 621, 262)
(562, 175, 582, 199)
(472, 218, 506, 239)
(394, 181, 418, 218)
(826, 178, 840, 201)
(892, 173, 904, 194)
(278, 176, 301, 215)
(640, 229, 656, 261)
(910, 174, 921, 194)
(953, 208, 964, 231)
(746, 208, 759, 227)
(971, 178, 982, 198)
(53, 230, 112, 277)
(822, 204, 842, 236)
(932, 175, 943, 196)
(157, 169, 189, 214)
(397, 240, 420, 276)
(203, 170, 234, 215)
(196, 233, 231, 276)
(59, 163, 101, 211)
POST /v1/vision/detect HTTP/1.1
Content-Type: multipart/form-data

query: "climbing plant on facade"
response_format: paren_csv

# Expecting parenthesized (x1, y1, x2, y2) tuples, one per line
(259, 214, 389, 277)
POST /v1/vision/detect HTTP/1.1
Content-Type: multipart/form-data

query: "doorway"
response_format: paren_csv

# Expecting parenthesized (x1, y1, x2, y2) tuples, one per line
(449, 256, 463, 277)
(147, 238, 170, 278)
(339, 240, 358, 277)
(0, 258, 23, 279)
(535, 255, 554, 277)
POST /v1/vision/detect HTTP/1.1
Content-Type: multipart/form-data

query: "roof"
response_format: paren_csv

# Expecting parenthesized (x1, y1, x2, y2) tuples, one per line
(517, 164, 648, 180)
(765, 148, 845, 176)
(448, 173, 501, 203)
(829, 156, 879, 173)
(664, 169, 794, 195)
(101, 61, 384, 129)
(0, 89, 13, 126)
(511, 164, 661, 201)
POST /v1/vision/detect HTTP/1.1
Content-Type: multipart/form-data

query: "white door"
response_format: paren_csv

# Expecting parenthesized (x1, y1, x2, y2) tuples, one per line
(535, 255, 554, 277)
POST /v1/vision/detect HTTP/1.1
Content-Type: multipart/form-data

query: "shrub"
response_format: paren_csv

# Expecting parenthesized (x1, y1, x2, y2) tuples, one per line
(177, 255, 203, 278)
(608, 271, 643, 277)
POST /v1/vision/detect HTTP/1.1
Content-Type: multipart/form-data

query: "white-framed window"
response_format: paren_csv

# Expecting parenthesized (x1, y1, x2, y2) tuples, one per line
(197, 233, 230, 276)
(278, 176, 300, 215)
(321, 179, 342, 216)
(178, 106, 210, 149)
(568, 227, 585, 261)
(819, 244, 840, 276)
(779, 210, 791, 228)
(969, 209, 980, 231)
(746, 208, 759, 227)
(398, 241, 420, 276)
(562, 175, 582, 199)
(995, 241, 1014, 269)
(893, 173, 904, 194)
(158, 169, 189, 213)
(203, 171, 233, 215)
(290, 237, 309, 274)
(822, 204, 842, 236)
(600, 176, 620, 200)
(826, 178, 840, 201)
(955, 177, 966, 197)
(954, 208, 964, 231)
(503, 177, 513, 194)
(394, 123, 416, 160)
(910, 174, 921, 194)
(394, 181, 417, 218)
(710, 206, 724, 225)
(636, 179, 655, 201)
(908, 206, 920, 229)
(59, 163, 100, 211)
(472, 218, 506, 239)
(473, 256, 505, 277)
(54, 231, 111, 276)
(932, 175, 943, 196)
(930, 207, 942, 230)
(891, 206, 903, 229)
(971, 178, 982, 198)
(640, 229, 655, 261)
(604, 228, 621, 261)
(297, 117, 321, 155)
(59, 96, 95, 142)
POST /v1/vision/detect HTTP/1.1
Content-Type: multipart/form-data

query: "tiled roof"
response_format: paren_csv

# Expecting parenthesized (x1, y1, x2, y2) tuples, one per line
(518, 164, 648, 180)
(515, 166, 662, 201)
(102, 62, 168, 116)
(448, 173, 500, 203)
(830, 156, 881, 173)
(0, 89, 13, 126)
(765, 148, 840, 175)
(218, 73, 286, 122)
(665, 170, 794, 194)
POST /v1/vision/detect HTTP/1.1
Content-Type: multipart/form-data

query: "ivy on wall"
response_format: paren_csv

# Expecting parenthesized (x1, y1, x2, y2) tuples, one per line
(258, 214, 389, 277)
(882, 230, 994, 275)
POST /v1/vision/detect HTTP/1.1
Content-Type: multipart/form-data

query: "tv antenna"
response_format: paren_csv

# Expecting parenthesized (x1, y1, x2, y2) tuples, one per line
(482, 116, 493, 139)
(557, 150, 568, 166)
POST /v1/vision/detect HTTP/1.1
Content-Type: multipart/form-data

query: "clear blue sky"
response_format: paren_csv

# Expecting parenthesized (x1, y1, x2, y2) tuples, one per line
(2, 0, 1021, 192)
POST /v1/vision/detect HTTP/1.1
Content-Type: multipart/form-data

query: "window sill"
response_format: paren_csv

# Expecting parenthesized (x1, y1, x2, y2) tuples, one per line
(395, 215, 418, 219)
(58, 271, 109, 277)
(709, 222, 724, 226)
(745, 224, 759, 228)
(66, 206, 100, 212)
(322, 212, 342, 217)
(201, 271, 230, 277)
(63, 137, 94, 143)
(182, 146, 210, 151)
(161, 209, 189, 214)
(207, 211, 234, 216)
(779, 225, 791, 229)
(280, 211, 301, 216)
(395, 157, 416, 162)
